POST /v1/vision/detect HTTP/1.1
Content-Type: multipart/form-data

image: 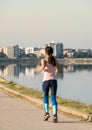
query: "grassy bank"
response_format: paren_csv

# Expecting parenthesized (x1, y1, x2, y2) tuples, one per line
(0, 77, 92, 115)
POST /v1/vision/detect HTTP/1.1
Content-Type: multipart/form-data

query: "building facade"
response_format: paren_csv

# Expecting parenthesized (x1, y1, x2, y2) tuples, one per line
(54, 43, 63, 58)
(3, 45, 14, 58)
(46, 41, 63, 58)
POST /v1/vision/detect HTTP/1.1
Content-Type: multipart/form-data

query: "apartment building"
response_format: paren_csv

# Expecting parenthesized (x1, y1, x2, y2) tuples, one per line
(14, 45, 20, 58)
(54, 43, 63, 58)
(25, 47, 33, 54)
(46, 41, 64, 58)
(3, 45, 14, 58)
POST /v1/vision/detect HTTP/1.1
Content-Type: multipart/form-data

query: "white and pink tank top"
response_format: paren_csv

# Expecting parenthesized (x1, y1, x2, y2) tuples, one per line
(43, 62, 57, 82)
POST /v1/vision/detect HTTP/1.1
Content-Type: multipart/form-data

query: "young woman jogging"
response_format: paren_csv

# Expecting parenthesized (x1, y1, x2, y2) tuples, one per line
(40, 46, 61, 123)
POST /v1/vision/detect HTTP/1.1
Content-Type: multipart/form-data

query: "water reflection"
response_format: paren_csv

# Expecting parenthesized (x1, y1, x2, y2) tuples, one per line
(0, 63, 92, 78)
(0, 64, 39, 77)
(64, 64, 92, 73)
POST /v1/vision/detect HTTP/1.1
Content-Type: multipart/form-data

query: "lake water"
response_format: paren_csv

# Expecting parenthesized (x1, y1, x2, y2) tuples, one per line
(0, 63, 92, 105)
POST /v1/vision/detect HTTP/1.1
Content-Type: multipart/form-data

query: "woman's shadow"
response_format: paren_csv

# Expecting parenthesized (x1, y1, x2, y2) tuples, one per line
(48, 120, 88, 123)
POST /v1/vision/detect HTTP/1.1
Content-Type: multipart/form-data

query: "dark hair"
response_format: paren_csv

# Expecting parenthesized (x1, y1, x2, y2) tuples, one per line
(45, 46, 56, 66)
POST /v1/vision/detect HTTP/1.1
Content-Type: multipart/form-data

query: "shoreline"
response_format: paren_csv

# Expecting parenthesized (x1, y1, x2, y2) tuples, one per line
(57, 58, 92, 65)
(0, 58, 92, 65)
(0, 77, 92, 121)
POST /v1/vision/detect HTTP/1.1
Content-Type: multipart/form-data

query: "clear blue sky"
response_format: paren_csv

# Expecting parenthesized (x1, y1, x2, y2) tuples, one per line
(0, 0, 92, 49)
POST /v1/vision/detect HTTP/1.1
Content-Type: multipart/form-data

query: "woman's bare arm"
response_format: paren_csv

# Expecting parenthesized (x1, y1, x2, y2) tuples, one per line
(56, 60, 62, 73)
(39, 59, 46, 72)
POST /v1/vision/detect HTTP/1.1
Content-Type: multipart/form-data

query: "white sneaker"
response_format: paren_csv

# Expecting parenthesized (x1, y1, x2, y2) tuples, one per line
(44, 113, 50, 121)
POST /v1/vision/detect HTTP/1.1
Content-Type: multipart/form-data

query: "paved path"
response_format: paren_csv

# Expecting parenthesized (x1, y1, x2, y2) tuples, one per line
(0, 90, 92, 130)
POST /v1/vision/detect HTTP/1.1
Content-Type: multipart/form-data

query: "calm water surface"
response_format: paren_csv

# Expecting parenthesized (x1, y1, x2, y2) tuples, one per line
(0, 63, 92, 105)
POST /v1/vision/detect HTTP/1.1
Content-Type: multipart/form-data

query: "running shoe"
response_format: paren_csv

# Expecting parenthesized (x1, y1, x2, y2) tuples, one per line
(53, 114, 58, 123)
(44, 113, 50, 121)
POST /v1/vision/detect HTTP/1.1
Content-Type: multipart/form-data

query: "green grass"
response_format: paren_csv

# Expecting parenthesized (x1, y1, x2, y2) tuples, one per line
(0, 77, 92, 114)
(57, 97, 92, 114)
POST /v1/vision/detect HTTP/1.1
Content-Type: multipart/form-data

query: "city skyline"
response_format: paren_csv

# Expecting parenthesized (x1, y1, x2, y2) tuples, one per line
(0, 0, 92, 49)
(1, 42, 92, 50)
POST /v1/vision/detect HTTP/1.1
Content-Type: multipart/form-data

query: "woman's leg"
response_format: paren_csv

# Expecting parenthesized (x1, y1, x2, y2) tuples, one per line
(50, 80, 58, 117)
(42, 81, 50, 120)
(42, 81, 50, 111)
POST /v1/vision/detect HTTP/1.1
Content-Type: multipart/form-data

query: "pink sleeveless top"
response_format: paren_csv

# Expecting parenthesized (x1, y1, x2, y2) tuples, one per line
(43, 62, 57, 82)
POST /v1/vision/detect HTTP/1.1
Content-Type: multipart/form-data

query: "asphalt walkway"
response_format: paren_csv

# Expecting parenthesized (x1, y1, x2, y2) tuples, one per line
(0, 90, 92, 130)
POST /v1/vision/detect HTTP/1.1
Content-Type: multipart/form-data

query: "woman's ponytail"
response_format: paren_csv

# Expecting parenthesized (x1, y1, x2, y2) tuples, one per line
(45, 47, 56, 66)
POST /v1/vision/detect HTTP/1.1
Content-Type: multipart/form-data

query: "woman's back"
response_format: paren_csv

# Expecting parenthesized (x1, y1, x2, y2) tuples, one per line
(43, 61, 57, 81)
